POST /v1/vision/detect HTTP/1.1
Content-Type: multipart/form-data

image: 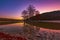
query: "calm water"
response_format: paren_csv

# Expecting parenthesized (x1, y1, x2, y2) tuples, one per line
(0, 22, 60, 40)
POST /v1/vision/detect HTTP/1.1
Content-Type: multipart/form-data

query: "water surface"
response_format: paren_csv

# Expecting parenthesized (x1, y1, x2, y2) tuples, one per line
(0, 22, 60, 40)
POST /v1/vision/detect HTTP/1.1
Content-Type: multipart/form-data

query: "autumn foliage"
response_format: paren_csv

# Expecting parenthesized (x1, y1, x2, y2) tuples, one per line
(0, 32, 26, 40)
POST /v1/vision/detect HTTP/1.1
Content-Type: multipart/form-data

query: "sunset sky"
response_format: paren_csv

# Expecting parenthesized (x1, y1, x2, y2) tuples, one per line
(0, 0, 60, 19)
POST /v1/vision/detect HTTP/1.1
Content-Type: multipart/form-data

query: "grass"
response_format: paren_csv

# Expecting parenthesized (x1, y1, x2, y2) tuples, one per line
(26, 22, 60, 30)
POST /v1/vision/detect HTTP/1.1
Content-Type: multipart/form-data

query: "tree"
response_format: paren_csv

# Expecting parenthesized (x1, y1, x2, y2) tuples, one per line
(35, 11, 40, 16)
(22, 5, 40, 20)
(22, 10, 28, 20)
(27, 5, 36, 18)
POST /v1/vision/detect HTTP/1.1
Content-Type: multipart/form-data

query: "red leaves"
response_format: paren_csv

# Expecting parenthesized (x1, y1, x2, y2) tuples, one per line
(0, 32, 27, 40)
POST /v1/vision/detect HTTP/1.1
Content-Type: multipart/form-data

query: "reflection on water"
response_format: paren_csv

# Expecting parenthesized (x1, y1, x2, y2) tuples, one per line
(0, 22, 60, 40)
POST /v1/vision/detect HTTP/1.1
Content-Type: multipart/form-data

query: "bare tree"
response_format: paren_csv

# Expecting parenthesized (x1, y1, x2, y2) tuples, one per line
(22, 10, 28, 20)
(27, 5, 36, 18)
(22, 5, 40, 20)
(35, 11, 40, 16)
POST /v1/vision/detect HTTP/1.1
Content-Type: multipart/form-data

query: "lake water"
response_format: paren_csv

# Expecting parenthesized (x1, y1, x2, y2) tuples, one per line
(0, 22, 60, 40)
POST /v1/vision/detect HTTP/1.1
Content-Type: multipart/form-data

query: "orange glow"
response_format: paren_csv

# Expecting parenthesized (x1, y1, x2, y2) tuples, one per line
(15, 17, 24, 20)
(0, 16, 23, 20)
(20, 17, 23, 20)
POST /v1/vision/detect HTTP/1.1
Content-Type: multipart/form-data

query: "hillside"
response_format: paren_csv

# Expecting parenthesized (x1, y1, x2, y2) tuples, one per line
(27, 10, 60, 20)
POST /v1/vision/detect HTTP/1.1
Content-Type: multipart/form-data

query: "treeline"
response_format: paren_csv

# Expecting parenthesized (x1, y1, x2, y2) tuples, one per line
(0, 18, 21, 21)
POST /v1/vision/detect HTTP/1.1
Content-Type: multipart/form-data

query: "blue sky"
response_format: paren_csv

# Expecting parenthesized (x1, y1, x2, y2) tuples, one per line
(0, 0, 60, 19)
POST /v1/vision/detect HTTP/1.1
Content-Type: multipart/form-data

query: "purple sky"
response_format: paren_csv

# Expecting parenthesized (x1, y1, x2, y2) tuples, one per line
(0, 0, 60, 19)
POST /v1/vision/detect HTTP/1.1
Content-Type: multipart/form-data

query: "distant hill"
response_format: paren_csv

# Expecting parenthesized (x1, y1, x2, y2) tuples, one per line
(27, 10, 60, 20)
(0, 18, 21, 21)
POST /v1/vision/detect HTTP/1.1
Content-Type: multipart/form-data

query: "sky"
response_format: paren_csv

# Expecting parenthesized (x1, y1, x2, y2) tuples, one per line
(0, 0, 60, 19)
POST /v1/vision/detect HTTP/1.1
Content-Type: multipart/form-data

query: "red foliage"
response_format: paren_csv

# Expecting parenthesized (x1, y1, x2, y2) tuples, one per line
(0, 32, 27, 40)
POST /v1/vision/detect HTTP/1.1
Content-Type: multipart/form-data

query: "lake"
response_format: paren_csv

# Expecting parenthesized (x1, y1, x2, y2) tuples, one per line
(0, 22, 60, 40)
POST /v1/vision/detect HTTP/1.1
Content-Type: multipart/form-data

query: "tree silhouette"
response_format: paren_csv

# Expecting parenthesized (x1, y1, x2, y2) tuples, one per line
(35, 11, 40, 16)
(22, 10, 28, 20)
(27, 5, 36, 18)
(22, 5, 40, 20)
